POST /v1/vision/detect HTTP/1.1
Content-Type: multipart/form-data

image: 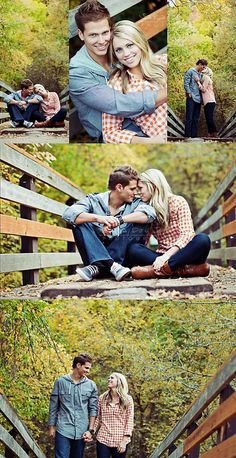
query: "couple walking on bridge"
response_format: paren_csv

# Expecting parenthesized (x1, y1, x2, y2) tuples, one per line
(48, 353, 134, 458)
(63, 165, 211, 281)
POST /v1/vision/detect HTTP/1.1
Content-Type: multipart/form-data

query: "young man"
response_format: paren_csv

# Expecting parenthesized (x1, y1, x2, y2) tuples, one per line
(70, 0, 167, 141)
(184, 58, 208, 138)
(62, 166, 156, 281)
(48, 353, 98, 458)
(4, 79, 46, 127)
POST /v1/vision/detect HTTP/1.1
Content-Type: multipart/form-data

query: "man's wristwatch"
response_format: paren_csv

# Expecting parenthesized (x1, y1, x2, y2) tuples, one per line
(89, 429, 95, 436)
(116, 215, 125, 225)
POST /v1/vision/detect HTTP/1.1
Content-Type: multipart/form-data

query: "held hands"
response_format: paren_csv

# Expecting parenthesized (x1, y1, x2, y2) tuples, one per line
(83, 431, 93, 442)
(117, 439, 128, 454)
(48, 426, 56, 439)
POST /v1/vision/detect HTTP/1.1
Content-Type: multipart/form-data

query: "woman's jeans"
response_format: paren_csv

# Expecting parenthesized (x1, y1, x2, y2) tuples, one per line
(204, 102, 217, 133)
(50, 107, 67, 123)
(97, 441, 127, 458)
(55, 432, 85, 458)
(126, 233, 211, 270)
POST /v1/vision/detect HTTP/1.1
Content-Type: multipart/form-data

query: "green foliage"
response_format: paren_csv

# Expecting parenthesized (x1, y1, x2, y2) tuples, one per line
(1, 299, 235, 457)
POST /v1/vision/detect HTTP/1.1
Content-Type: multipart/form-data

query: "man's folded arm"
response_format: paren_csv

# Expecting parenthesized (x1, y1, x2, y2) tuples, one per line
(70, 69, 157, 117)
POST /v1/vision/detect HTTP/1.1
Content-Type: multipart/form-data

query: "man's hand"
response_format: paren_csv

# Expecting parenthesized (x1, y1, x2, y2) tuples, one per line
(117, 439, 128, 453)
(95, 215, 119, 228)
(18, 101, 27, 108)
(48, 426, 56, 439)
(83, 431, 93, 442)
(155, 86, 167, 107)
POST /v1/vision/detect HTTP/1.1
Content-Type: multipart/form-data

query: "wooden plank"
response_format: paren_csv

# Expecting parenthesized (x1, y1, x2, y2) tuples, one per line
(136, 6, 167, 39)
(184, 393, 236, 454)
(69, 0, 143, 39)
(0, 113, 9, 119)
(0, 101, 7, 108)
(218, 107, 236, 135)
(208, 247, 236, 261)
(59, 86, 69, 97)
(0, 80, 14, 92)
(167, 106, 185, 128)
(219, 116, 236, 138)
(0, 425, 29, 458)
(0, 90, 9, 99)
(195, 167, 236, 225)
(196, 207, 222, 233)
(0, 252, 81, 272)
(0, 215, 74, 242)
(167, 115, 185, 136)
(150, 351, 236, 458)
(0, 394, 46, 458)
(223, 220, 236, 238)
(223, 192, 236, 216)
(0, 178, 67, 216)
(0, 144, 84, 200)
(200, 435, 236, 458)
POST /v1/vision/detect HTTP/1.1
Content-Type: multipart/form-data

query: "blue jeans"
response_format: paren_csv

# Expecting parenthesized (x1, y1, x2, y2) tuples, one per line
(73, 222, 148, 267)
(126, 233, 211, 270)
(204, 102, 217, 133)
(185, 97, 201, 137)
(97, 441, 127, 458)
(55, 432, 85, 458)
(7, 103, 46, 123)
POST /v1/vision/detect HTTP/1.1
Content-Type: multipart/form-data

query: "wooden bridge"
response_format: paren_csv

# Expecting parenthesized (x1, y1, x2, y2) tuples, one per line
(167, 106, 236, 142)
(0, 352, 235, 457)
(69, 0, 167, 141)
(0, 144, 235, 299)
(0, 80, 69, 144)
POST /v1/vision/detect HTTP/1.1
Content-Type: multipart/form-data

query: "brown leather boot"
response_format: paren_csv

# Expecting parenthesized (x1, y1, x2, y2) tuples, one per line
(35, 120, 52, 128)
(174, 263, 210, 277)
(53, 121, 65, 127)
(131, 262, 210, 279)
(131, 265, 156, 279)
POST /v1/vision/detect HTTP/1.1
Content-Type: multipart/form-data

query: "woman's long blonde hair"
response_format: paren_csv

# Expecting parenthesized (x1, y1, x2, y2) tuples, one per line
(109, 20, 166, 93)
(139, 169, 173, 228)
(103, 372, 130, 410)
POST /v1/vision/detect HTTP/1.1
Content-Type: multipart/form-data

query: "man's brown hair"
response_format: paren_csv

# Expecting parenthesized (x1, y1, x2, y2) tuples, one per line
(72, 353, 92, 368)
(20, 79, 33, 90)
(108, 166, 138, 190)
(75, 0, 113, 33)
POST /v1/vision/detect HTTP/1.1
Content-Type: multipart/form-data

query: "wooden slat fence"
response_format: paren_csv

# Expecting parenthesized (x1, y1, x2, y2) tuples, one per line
(194, 166, 236, 268)
(0, 144, 85, 285)
(167, 106, 185, 138)
(0, 80, 69, 124)
(218, 108, 236, 139)
(0, 392, 46, 458)
(150, 351, 236, 458)
(69, 0, 167, 140)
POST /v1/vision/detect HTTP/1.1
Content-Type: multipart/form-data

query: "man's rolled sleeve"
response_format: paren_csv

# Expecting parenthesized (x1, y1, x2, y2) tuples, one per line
(48, 380, 59, 426)
(134, 202, 156, 222)
(88, 383, 98, 417)
(4, 93, 15, 103)
(62, 197, 92, 225)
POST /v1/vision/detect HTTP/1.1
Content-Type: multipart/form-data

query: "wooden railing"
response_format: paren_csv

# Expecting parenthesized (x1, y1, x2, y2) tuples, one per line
(0, 144, 85, 285)
(194, 166, 236, 268)
(0, 392, 46, 458)
(218, 108, 236, 139)
(150, 351, 236, 458)
(69, 0, 167, 140)
(0, 80, 69, 125)
(167, 106, 185, 138)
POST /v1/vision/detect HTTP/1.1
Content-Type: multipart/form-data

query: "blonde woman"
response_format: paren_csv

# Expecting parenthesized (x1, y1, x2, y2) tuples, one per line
(94, 372, 134, 457)
(33, 84, 67, 127)
(102, 20, 167, 144)
(129, 169, 211, 279)
(195, 67, 217, 137)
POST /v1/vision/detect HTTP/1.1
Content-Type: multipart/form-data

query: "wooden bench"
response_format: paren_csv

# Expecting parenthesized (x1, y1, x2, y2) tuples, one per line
(150, 351, 236, 458)
(69, 0, 167, 140)
(194, 166, 236, 268)
(0, 144, 84, 285)
(0, 392, 46, 458)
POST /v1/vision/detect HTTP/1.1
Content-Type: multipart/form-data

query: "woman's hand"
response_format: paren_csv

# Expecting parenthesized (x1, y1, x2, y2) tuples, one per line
(153, 255, 168, 272)
(117, 439, 127, 453)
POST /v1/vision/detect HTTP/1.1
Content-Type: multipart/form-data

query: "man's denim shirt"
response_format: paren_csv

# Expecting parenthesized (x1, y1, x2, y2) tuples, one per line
(69, 45, 157, 141)
(48, 375, 98, 440)
(4, 90, 43, 104)
(62, 191, 156, 239)
(184, 68, 203, 103)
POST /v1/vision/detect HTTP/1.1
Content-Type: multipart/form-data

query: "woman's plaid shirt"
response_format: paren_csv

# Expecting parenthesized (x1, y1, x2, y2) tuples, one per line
(102, 58, 167, 143)
(95, 394, 134, 447)
(148, 195, 195, 252)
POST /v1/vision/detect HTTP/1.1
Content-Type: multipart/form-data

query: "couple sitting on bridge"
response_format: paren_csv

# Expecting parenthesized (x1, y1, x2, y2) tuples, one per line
(70, 0, 167, 143)
(49, 353, 134, 458)
(184, 59, 217, 138)
(4, 79, 67, 129)
(63, 165, 211, 281)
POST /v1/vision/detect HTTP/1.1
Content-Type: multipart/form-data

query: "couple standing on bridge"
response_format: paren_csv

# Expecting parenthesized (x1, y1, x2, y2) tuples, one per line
(63, 165, 211, 281)
(4, 79, 67, 129)
(48, 353, 134, 458)
(184, 59, 217, 138)
(70, 0, 167, 143)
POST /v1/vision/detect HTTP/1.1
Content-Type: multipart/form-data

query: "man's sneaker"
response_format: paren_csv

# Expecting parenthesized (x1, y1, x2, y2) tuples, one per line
(23, 120, 34, 128)
(110, 262, 131, 281)
(76, 265, 100, 281)
(10, 120, 20, 128)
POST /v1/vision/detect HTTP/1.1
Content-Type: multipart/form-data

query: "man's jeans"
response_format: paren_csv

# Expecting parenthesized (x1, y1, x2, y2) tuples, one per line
(72, 222, 148, 268)
(185, 97, 201, 137)
(55, 432, 85, 458)
(7, 104, 46, 123)
(126, 233, 211, 270)
(97, 441, 127, 458)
